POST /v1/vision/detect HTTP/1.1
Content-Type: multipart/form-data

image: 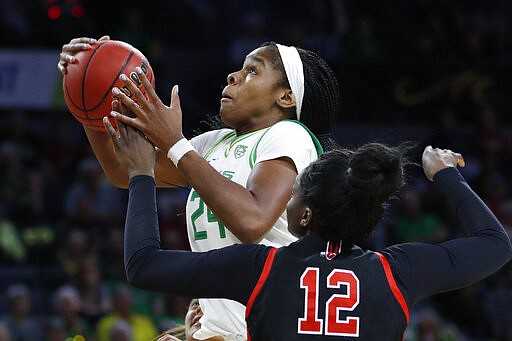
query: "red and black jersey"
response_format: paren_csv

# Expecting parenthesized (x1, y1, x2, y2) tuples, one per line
(124, 168, 512, 341)
(245, 239, 408, 340)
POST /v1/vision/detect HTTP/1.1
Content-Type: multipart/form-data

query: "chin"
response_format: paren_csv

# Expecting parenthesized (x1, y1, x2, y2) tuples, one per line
(218, 112, 234, 129)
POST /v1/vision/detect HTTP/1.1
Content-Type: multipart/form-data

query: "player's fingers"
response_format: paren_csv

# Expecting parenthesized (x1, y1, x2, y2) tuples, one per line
(59, 53, 76, 65)
(117, 117, 129, 141)
(110, 110, 142, 131)
(103, 117, 121, 147)
(98, 35, 110, 41)
(112, 87, 144, 119)
(111, 99, 121, 113)
(69, 37, 97, 45)
(57, 62, 66, 75)
(62, 42, 93, 53)
(169, 85, 180, 109)
(454, 153, 465, 167)
(118, 74, 150, 111)
(135, 66, 159, 103)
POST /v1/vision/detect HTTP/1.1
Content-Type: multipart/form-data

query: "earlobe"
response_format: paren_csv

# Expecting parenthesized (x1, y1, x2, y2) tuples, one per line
(277, 89, 296, 110)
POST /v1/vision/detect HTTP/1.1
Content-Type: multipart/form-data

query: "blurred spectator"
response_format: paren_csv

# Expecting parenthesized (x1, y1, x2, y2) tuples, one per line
(57, 229, 90, 278)
(0, 284, 42, 341)
(475, 107, 512, 174)
(482, 264, 512, 340)
(158, 189, 189, 251)
(96, 285, 158, 341)
(0, 204, 25, 263)
(52, 285, 91, 339)
(99, 226, 126, 282)
(0, 321, 10, 341)
(44, 317, 66, 341)
(109, 320, 134, 341)
(72, 255, 112, 326)
(64, 157, 124, 227)
(391, 187, 449, 243)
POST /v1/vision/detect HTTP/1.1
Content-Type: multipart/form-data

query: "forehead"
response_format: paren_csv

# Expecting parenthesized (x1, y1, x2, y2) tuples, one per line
(293, 171, 304, 191)
(245, 45, 275, 66)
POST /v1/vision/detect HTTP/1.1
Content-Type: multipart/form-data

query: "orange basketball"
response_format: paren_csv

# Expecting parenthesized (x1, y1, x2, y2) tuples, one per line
(62, 40, 155, 131)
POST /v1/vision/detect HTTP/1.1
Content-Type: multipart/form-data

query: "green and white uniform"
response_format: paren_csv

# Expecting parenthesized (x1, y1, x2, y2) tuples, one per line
(186, 120, 322, 340)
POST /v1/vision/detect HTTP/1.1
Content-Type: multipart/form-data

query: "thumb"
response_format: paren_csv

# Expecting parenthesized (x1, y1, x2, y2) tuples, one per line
(169, 85, 180, 109)
(98, 35, 110, 41)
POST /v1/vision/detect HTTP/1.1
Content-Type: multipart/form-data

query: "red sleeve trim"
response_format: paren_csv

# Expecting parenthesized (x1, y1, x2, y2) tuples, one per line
(375, 251, 410, 323)
(245, 247, 277, 317)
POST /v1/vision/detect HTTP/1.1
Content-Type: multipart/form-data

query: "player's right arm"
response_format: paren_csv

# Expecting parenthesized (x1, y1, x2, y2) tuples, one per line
(59, 36, 188, 188)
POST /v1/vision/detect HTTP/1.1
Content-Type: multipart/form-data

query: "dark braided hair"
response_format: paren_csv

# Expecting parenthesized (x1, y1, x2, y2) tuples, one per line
(260, 42, 341, 151)
(298, 143, 410, 243)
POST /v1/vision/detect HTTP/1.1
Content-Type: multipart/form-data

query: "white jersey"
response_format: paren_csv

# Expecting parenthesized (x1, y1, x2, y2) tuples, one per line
(186, 120, 322, 340)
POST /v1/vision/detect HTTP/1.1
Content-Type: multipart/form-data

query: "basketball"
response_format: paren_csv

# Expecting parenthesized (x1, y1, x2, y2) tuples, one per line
(62, 40, 155, 131)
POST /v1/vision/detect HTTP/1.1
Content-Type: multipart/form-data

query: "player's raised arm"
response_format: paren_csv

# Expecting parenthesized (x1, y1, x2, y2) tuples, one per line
(382, 146, 512, 303)
(59, 36, 188, 188)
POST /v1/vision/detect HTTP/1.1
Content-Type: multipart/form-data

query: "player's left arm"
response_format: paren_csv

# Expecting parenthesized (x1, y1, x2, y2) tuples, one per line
(124, 175, 270, 303)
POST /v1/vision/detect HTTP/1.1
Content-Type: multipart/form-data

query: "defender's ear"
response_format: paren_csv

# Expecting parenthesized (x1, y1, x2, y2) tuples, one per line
(299, 207, 313, 228)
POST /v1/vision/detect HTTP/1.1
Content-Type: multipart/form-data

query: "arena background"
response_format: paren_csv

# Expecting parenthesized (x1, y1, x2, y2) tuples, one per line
(0, 0, 511, 340)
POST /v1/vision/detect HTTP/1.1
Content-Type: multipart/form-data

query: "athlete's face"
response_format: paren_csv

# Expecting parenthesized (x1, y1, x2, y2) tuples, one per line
(184, 299, 225, 341)
(286, 175, 308, 238)
(220, 46, 287, 133)
(185, 299, 202, 340)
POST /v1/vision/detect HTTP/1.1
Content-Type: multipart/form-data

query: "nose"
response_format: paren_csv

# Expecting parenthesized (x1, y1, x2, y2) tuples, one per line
(227, 71, 239, 85)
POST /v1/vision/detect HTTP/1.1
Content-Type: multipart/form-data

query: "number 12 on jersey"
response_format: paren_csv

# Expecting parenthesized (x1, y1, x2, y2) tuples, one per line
(298, 267, 360, 337)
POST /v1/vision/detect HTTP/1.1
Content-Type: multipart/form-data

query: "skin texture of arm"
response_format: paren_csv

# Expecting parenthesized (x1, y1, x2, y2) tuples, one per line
(178, 151, 297, 243)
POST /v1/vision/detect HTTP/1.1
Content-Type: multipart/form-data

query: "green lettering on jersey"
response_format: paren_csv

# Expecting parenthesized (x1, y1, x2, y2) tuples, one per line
(222, 170, 235, 179)
(190, 190, 227, 240)
(190, 191, 207, 240)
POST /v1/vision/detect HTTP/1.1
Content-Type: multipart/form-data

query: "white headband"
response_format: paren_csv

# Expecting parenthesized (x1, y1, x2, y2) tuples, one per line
(276, 44, 304, 121)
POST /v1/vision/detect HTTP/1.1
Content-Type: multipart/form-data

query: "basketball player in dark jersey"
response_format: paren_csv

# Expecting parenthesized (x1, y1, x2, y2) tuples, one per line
(112, 120, 511, 341)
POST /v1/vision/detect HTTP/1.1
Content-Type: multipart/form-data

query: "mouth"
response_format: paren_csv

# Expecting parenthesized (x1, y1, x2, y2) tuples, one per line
(221, 91, 233, 101)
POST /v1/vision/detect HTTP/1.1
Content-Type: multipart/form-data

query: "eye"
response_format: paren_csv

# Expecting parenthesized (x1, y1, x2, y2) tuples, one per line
(245, 66, 256, 75)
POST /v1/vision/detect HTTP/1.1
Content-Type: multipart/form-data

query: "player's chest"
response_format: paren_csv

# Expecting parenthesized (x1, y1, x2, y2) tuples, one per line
(205, 133, 262, 184)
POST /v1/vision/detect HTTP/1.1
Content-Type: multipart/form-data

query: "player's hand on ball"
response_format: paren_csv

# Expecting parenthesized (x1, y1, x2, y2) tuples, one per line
(58, 35, 110, 74)
(103, 106, 156, 179)
(110, 67, 184, 153)
(422, 145, 465, 181)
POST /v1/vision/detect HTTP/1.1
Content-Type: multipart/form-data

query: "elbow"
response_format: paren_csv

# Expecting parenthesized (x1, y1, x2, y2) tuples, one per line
(125, 262, 144, 287)
(231, 220, 272, 244)
(124, 252, 153, 288)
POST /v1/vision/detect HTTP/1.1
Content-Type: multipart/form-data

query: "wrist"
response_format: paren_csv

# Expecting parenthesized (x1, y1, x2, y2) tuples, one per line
(167, 138, 195, 166)
(128, 169, 155, 179)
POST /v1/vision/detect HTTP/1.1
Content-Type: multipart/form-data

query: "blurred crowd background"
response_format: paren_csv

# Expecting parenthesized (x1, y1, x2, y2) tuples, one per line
(1, 0, 512, 340)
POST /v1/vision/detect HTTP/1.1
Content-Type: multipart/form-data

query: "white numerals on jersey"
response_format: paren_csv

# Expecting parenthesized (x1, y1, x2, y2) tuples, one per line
(298, 267, 360, 337)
